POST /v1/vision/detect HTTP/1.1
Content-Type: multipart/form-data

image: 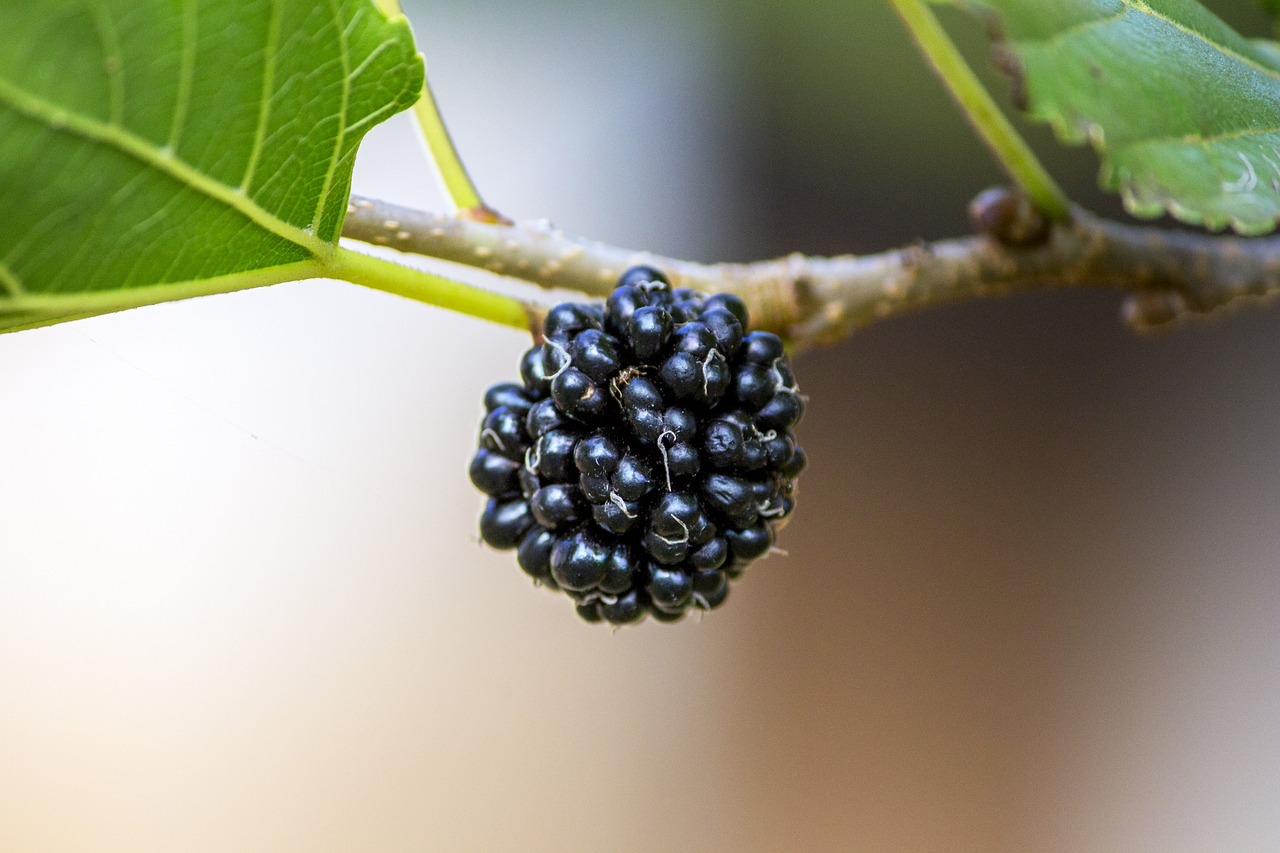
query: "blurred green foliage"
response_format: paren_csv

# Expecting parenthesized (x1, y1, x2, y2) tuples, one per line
(721, 0, 1276, 248)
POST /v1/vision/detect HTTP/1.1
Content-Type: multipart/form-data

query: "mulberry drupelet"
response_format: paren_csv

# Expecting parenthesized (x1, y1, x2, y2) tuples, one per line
(469, 265, 805, 625)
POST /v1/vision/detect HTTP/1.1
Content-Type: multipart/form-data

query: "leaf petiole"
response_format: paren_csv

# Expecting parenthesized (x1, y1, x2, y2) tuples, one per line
(326, 247, 532, 331)
(380, 0, 500, 220)
(888, 0, 1070, 221)
(0, 250, 535, 336)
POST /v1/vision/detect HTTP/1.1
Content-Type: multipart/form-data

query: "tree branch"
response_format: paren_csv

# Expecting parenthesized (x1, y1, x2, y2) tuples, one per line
(343, 191, 1280, 350)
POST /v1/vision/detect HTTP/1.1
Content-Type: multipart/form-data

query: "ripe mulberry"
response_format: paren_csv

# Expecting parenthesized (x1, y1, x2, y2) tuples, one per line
(470, 266, 804, 625)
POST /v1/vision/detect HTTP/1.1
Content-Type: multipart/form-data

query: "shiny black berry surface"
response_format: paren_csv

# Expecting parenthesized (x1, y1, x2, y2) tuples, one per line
(469, 266, 804, 625)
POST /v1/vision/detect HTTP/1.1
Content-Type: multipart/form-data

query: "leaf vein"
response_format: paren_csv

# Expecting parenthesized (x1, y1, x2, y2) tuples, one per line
(1039, 8, 1126, 49)
(1105, 117, 1280, 152)
(1031, 2, 1280, 84)
(1, 139, 96, 271)
(241, 0, 283, 194)
(312, 0, 353, 235)
(0, 76, 330, 258)
(90, 0, 125, 127)
(1120, 0, 1280, 79)
(55, 166, 153, 292)
(348, 37, 393, 85)
(167, 0, 198, 152)
(7, 259, 325, 316)
(0, 259, 27, 297)
(345, 97, 403, 137)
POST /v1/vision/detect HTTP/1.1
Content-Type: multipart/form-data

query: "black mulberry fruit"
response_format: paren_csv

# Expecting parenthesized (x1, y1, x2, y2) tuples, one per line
(469, 266, 805, 625)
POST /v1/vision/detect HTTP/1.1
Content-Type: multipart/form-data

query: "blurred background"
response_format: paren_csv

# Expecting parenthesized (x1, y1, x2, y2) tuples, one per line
(2, 0, 1279, 850)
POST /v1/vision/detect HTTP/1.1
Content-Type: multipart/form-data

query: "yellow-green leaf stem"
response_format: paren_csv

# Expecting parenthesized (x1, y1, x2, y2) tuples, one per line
(889, 0, 1070, 221)
(381, 0, 490, 215)
(1, 247, 536, 335)
(328, 247, 531, 331)
(412, 78, 488, 213)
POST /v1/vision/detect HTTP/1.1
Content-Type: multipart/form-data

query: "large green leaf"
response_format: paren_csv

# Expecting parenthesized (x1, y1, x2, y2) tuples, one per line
(951, 0, 1280, 234)
(0, 0, 423, 330)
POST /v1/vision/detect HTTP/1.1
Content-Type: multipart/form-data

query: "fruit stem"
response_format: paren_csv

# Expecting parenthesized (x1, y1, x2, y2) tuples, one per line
(888, 0, 1071, 222)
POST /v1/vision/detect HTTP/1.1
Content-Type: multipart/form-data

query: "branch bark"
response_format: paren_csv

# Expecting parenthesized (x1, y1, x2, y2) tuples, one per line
(343, 191, 1280, 350)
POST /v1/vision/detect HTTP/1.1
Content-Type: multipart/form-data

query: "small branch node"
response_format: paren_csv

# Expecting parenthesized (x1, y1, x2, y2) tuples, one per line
(1122, 290, 1191, 332)
(969, 187, 1051, 246)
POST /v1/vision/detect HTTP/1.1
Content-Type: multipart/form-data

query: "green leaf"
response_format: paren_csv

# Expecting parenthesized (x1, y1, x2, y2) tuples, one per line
(0, 0, 423, 330)
(950, 0, 1280, 234)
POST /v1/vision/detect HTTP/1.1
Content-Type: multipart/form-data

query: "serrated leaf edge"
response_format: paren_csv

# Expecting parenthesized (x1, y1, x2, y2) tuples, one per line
(975, 0, 1280, 233)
